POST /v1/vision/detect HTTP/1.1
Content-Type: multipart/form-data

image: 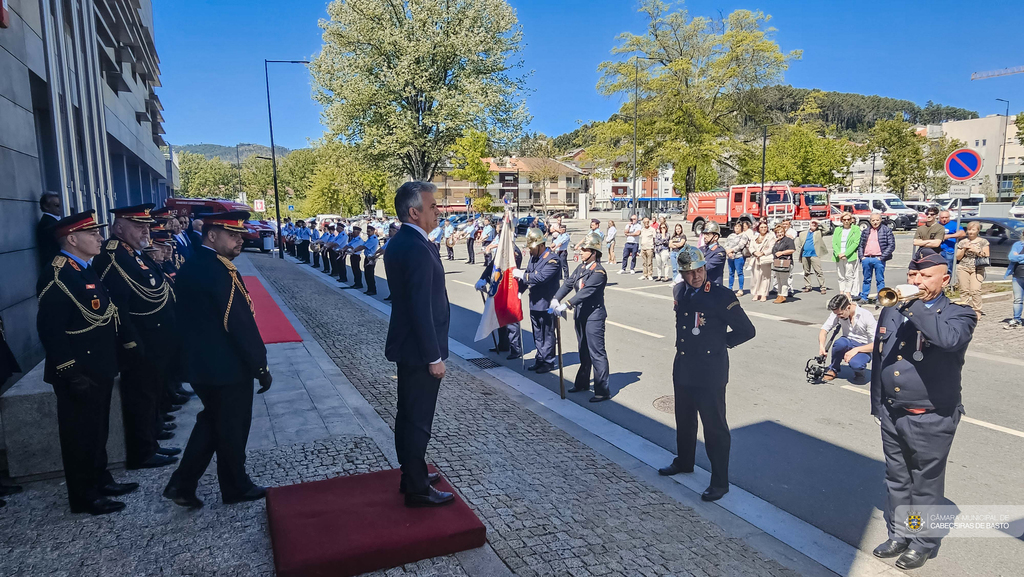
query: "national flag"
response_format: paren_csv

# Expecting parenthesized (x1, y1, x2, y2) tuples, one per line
(474, 210, 523, 341)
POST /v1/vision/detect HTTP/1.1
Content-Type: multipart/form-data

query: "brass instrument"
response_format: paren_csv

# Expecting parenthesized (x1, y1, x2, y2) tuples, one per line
(445, 234, 456, 248)
(877, 285, 921, 307)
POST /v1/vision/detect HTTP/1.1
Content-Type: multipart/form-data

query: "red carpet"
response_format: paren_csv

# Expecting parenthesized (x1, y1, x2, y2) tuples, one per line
(242, 276, 302, 344)
(266, 467, 486, 577)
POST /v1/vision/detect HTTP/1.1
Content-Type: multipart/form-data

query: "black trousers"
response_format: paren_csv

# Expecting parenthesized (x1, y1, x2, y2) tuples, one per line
(575, 312, 609, 396)
(881, 405, 962, 553)
(558, 250, 569, 279)
(466, 239, 476, 264)
(169, 382, 255, 499)
(323, 250, 333, 274)
(530, 310, 556, 366)
(395, 362, 441, 495)
(120, 359, 161, 465)
(495, 322, 522, 355)
(287, 240, 296, 256)
(337, 254, 348, 281)
(299, 240, 311, 262)
(672, 380, 730, 490)
(446, 244, 454, 260)
(53, 377, 116, 507)
(365, 263, 377, 293)
(350, 255, 363, 287)
(312, 248, 320, 267)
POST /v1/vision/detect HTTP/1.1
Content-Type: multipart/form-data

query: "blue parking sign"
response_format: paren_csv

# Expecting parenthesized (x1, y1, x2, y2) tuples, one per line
(288, 205, 294, 211)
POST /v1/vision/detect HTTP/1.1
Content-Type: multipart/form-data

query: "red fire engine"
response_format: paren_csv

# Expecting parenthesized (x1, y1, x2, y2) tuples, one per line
(686, 183, 833, 235)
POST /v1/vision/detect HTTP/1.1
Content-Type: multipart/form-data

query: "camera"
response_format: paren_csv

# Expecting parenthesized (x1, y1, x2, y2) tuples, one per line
(805, 355, 828, 383)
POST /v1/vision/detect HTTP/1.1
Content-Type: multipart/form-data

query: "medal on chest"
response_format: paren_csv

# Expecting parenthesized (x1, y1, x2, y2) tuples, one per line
(913, 332, 924, 362)
(692, 312, 704, 335)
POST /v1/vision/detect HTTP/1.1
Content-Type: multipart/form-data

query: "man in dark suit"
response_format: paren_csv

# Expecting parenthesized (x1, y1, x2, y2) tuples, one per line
(36, 192, 63, 270)
(384, 181, 454, 508)
(869, 252, 976, 570)
(163, 211, 272, 508)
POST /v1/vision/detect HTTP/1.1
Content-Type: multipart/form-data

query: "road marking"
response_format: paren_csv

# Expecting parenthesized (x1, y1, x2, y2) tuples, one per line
(622, 283, 673, 291)
(966, 350, 1024, 367)
(606, 320, 664, 338)
(607, 286, 674, 301)
(451, 279, 478, 288)
(841, 385, 1024, 439)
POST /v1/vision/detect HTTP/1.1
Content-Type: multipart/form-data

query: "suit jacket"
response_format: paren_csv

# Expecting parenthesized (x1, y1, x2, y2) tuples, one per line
(672, 280, 755, 388)
(384, 225, 450, 365)
(795, 230, 828, 260)
(553, 260, 607, 321)
(175, 247, 268, 384)
(517, 248, 562, 311)
(174, 234, 193, 260)
(36, 214, 61, 271)
(857, 224, 896, 261)
(870, 294, 975, 416)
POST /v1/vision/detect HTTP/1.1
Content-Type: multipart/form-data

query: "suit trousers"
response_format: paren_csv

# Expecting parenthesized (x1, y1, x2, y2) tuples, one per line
(350, 255, 363, 287)
(466, 239, 476, 264)
(337, 254, 348, 281)
(170, 382, 255, 499)
(672, 382, 730, 489)
(364, 263, 377, 293)
(53, 378, 116, 507)
(800, 256, 825, 289)
(395, 363, 442, 495)
(881, 405, 962, 553)
(323, 250, 333, 274)
(496, 322, 522, 356)
(120, 358, 161, 465)
(575, 313, 609, 396)
(530, 310, 556, 365)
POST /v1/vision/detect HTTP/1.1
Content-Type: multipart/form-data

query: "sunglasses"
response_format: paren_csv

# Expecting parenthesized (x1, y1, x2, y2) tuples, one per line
(841, 218, 853, 222)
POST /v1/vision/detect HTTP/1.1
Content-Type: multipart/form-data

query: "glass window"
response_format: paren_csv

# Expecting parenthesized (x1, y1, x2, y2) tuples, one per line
(873, 200, 886, 211)
(734, 192, 743, 203)
(982, 139, 987, 146)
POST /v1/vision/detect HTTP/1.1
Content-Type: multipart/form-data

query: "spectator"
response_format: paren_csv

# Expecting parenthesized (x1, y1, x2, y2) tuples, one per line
(796, 220, 828, 294)
(619, 214, 641, 274)
(669, 224, 687, 278)
(1006, 229, 1024, 329)
(639, 217, 656, 280)
(723, 222, 748, 296)
(773, 221, 798, 297)
(938, 210, 966, 275)
(819, 294, 876, 382)
(574, 219, 603, 251)
(832, 212, 862, 300)
(605, 220, 617, 265)
(955, 221, 989, 319)
(913, 206, 944, 257)
(749, 222, 774, 302)
(857, 213, 895, 303)
(771, 224, 796, 303)
(653, 223, 672, 281)
(36, 192, 63, 270)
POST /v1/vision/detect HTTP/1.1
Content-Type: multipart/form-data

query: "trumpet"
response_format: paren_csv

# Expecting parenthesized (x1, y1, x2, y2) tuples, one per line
(877, 285, 922, 307)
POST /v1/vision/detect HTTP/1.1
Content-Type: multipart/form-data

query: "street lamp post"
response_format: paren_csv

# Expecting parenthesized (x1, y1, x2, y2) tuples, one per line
(870, 153, 876, 193)
(997, 98, 1010, 200)
(265, 59, 310, 258)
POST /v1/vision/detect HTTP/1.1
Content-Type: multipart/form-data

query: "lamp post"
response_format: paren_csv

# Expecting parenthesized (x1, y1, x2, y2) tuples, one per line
(759, 123, 776, 217)
(631, 55, 658, 219)
(997, 98, 1010, 200)
(265, 59, 310, 258)
(870, 153, 876, 193)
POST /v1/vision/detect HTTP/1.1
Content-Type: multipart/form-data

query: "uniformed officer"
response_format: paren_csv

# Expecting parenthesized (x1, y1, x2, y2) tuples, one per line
(359, 225, 382, 296)
(700, 221, 727, 285)
(36, 211, 142, 514)
(310, 222, 323, 268)
(164, 211, 272, 508)
(93, 204, 179, 470)
(475, 232, 524, 359)
(319, 223, 336, 274)
(549, 232, 610, 402)
(658, 245, 755, 503)
(348, 226, 367, 289)
(295, 220, 312, 263)
(869, 252, 976, 570)
(513, 228, 561, 372)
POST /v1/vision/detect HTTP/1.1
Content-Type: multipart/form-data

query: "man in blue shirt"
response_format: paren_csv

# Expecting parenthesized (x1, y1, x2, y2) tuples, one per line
(937, 210, 965, 276)
(354, 225, 381, 295)
(309, 223, 323, 268)
(443, 221, 456, 260)
(428, 224, 443, 256)
(552, 225, 571, 279)
(347, 226, 366, 289)
(465, 218, 480, 264)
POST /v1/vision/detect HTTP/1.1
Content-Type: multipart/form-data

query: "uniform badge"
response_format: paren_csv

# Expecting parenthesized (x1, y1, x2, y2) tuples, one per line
(149, 277, 156, 287)
(68, 260, 81, 271)
(86, 284, 96, 289)
(879, 327, 886, 334)
(704, 281, 711, 292)
(91, 298, 100, 310)
(106, 240, 119, 250)
(692, 312, 705, 335)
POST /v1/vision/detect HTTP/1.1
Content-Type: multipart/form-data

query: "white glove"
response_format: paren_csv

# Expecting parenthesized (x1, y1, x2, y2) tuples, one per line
(874, 416, 882, 427)
(474, 279, 486, 291)
(555, 303, 568, 314)
(550, 299, 560, 311)
(512, 268, 525, 280)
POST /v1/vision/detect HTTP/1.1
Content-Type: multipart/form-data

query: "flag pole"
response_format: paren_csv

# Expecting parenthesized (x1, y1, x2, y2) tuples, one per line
(555, 312, 565, 399)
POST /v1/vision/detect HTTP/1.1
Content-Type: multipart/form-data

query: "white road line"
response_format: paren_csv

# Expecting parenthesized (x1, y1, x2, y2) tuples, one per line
(451, 279, 477, 288)
(606, 320, 665, 338)
(607, 286, 674, 301)
(966, 350, 1024, 367)
(840, 385, 1024, 439)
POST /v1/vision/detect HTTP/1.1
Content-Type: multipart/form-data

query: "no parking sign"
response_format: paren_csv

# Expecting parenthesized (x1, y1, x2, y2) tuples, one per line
(944, 149, 983, 182)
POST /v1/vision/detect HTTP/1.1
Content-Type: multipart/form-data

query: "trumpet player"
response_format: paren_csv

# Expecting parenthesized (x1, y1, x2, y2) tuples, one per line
(309, 222, 323, 268)
(869, 251, 977, 571)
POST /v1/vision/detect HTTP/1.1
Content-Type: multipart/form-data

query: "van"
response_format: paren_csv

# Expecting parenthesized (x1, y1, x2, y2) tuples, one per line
(931, 194, 985, 219)
(829, 193, 918, 230)
(1011, 194, 1024, 219)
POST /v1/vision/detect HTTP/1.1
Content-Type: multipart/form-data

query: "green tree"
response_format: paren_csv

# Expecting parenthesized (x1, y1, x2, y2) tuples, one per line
(311, 0, 529, 181)
(450, 130, 494, 192)
(866, 118, 925, 197)
(921, 135, 966, 197)
(280, 148, 320, 200)
(240, 155, 275, 209)
(1016, 112, 1023, 145)
(305, 143, 394, 216)
(524, 139, 561, 213)
(177, 151, 235, 198)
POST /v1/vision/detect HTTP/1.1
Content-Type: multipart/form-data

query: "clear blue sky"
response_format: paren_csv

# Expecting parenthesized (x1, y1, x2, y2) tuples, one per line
(155, 0, 1023, 151)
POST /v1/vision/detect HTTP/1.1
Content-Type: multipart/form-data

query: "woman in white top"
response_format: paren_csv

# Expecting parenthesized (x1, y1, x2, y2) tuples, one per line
(605, 221, 617, 265)
(749, 221, 775, 301)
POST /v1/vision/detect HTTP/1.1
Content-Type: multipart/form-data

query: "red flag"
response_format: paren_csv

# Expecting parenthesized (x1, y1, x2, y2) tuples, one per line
(474, 211, 523, 341)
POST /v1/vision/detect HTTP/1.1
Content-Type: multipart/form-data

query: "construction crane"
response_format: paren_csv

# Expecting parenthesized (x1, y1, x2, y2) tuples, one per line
(971, 65, 1024, 81)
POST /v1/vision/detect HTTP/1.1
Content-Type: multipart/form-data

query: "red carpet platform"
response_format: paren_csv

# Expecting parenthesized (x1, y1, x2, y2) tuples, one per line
(243, 276, 302, 344)
(266, 467, 486, 577)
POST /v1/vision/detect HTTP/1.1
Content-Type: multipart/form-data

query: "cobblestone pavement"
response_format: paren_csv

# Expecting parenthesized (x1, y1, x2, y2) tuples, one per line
(253, 256, 798, 577)
(969, 294, 1024, 355)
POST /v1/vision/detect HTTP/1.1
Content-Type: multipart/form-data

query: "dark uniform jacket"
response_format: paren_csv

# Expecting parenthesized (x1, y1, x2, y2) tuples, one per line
(36, 255, 136, 384)
(517, 248, 562, 311)
(870, 294, 976, 416)
(36, 214, 61, 271)
(672, 280, 756, 388)
(553, 260, 607, 320)
(175, 246, 268, 385)
(702, 243, 727, 285)
(384, 225, 450, 365)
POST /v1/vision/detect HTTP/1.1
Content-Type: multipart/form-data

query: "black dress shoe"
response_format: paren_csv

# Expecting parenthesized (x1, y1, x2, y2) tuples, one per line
(162, 414, 176, 423)
(872, 539, 909, 559)
(589, 395, 610, 403)
(701, 486, 729, 502)
(506, 353, 522, 360)
(489, 347, 508, 353)
(70, 497, 126, 515)
(384, 295, 392, 301)
(526, 364, 540, 371)
(157, 431, 175, 441)
(0, 483, 23, 497)
(163, 483, 203, 509)
(167, 404, 183, 413)
(404, 486, 454, 508)
(223, 485, 267, 505)
(895, 549, 933, 570)
(535, 364, 554, 374)
(658, 462, 694, 476)
(568, 386, 589, 393)
(127, 454, 178, 470)
(163, 423, 177, 431)
(398, 472, 441, 493)
(99, 482, 139, 497)
(156, 446, 182, 456)
(352, 284, 363, 289)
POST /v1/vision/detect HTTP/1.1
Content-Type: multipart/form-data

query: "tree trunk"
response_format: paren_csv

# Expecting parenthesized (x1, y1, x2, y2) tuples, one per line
(685, 166, 697, 194)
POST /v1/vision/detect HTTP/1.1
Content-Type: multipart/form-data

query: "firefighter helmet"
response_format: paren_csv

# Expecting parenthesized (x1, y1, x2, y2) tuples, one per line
(676, 245, 706, 272)
(580, 231, 604, 252)
(525, 227, 546, 249)
(702, 221, 721, 236)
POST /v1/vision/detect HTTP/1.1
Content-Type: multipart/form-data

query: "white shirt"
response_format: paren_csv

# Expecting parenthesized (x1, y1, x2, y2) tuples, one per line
(605, 226, 616, 241)
(821, 306, 877, 346)
(625, 223, 642, 244)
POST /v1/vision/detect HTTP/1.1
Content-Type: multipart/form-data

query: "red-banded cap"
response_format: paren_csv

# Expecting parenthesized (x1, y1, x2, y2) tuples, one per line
(206, 210, 251, 232)
(54, 210, 108, 237)
(111, 203, 156, 223)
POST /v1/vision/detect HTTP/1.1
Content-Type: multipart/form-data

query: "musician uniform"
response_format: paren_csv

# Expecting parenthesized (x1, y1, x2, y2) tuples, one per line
(295, 221, 312, 263)
(310, 226, 322, 268)
(321, 226, 337, 275)
(443, 223, 456, 260)
(552, 242, 610, 401)
(348, 227, 365, 289)
(362, 228, 381, 295)
(517, 246, 561, 372)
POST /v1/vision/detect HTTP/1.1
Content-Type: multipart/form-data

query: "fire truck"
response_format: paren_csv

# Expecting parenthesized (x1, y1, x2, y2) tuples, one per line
(686, 183, 833, 236)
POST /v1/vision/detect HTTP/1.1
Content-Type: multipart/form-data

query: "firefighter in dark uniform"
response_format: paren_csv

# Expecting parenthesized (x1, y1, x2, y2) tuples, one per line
(658, 245, 755, 503)
(869, 252, 976, 570)
(93, 204, 179, 470)
(36, 211, 142, 515)
(550, 232, 610, 402)
(164, 211, 272, 508)
(513, 227, 562, 373)
(475, 232, 524, 359)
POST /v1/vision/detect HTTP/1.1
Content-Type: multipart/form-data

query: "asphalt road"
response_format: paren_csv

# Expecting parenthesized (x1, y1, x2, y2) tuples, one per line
(341, 220, 1023, 576)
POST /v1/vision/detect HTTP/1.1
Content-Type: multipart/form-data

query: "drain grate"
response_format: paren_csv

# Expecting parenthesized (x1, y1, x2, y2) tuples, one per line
(653, 395, 675, 414)
(467, 357, 501, 369)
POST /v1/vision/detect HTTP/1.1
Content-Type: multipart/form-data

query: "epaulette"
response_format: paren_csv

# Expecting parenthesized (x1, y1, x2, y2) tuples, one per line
(52, 255, 67, 268)
(106, 240, 119, 250)
(595, 269, 606, 274)
(548, 259, 559, 264)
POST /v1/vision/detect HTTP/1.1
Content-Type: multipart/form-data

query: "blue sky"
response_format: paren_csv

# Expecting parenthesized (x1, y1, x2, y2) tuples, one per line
(155, 0, 1023, 151)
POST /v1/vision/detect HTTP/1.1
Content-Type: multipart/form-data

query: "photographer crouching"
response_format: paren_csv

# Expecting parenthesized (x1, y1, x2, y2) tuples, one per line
(818, 294, 876, 383)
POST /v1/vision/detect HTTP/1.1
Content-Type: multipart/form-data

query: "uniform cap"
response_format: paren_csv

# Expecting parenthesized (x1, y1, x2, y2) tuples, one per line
(676, 245, 706, 272)
(54, 210, 107, 237)
(150, 230, 173, 244)
(526, 227, 546, 249)
(205, 210, 250, 232)
(151, 207, 177, 219)
(909, 251, 946, 270)
(580, 231, 603, 252)
(111, 203, 155, 223)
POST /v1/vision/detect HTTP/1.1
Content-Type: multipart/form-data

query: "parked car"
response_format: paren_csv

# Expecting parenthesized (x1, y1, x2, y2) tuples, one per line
(515, 216, 548, 236)
(958, 217, 1024, 267)
(830, 201, 876, 230)
(244, 220, 277, 253)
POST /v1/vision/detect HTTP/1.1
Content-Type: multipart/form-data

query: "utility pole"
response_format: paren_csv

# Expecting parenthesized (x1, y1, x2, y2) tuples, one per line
(997, 98, 1010, 200)
(870, 153, 876, 193)
(265, 59, 309, 259)
(632, 57, 639, 219)
(234, 144, 244, 202)
(760, 124, 769, 217)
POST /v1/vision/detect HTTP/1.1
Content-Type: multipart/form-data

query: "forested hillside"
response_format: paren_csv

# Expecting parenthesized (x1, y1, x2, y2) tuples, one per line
(171, 143, 292, 162)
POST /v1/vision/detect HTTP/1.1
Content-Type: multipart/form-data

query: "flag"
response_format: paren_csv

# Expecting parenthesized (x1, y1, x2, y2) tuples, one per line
(474, 210, 523, 341)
